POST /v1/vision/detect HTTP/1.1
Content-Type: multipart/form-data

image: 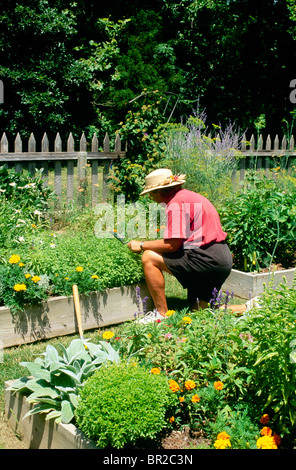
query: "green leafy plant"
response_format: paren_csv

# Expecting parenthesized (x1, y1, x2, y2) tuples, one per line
(209, 404, 261, 449)
(239, 279, 296, 439)
(8, 339, 120, 424)
(0, 166, 54, 249)
(0, 165, 53, 213)
(220, 171, 296, 271)
(74, 360, 174, 448)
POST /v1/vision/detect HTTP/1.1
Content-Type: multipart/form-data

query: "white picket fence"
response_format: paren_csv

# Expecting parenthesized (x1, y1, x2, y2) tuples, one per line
(0, 131, 295, 206)
(0, 131, 125, 206)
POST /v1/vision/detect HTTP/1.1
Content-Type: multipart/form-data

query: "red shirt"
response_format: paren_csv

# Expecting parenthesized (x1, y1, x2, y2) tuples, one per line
(163, 188, 227, 249)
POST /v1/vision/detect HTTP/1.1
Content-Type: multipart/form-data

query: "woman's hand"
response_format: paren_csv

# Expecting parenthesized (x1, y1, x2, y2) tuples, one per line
(127, 240, 142, 253)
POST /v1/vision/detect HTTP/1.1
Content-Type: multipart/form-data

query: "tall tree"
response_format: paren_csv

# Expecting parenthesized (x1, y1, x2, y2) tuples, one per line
(0, 0, 92, 140)
(162, 0, 296, 133)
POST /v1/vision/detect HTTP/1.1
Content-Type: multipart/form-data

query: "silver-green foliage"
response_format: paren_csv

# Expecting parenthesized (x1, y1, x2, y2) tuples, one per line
(8, 338, 120, 424)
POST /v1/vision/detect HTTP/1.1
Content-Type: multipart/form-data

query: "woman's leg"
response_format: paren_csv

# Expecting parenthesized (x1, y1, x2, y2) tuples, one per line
(141, 250, 173, 316)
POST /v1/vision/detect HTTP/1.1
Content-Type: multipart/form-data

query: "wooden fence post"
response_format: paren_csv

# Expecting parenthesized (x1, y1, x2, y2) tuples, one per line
(67, 133, 75, 204)
(91, 133, 99, 207)
(41, 133, 49, 185)
(102, 133, 110, 202)
(77, 132, 88, 208)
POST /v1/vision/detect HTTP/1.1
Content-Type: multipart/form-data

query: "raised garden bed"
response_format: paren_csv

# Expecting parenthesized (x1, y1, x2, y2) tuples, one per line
(4, 379, 97, 449)
(222, 267, 296, 299)
(0, 283, 152, 348)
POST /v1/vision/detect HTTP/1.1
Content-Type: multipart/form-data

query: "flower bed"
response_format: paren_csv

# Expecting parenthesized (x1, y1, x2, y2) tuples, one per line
(0, 283, 151, 348)
(5, 280, 296, 449)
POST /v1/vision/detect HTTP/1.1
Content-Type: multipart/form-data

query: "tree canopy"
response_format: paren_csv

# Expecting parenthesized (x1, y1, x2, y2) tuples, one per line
(0, 0, 295, 140)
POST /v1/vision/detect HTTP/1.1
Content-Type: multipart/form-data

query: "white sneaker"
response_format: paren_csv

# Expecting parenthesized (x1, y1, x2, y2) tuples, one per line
(137, 310, 164, 324)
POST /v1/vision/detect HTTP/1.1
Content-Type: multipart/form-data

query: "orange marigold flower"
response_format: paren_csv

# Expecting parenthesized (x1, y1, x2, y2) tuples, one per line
(169, 379, 180, 393)
(273, 433, 281, 447)
(214, 381, 224, 391)
(185, 379, 196, 390)
(217, 431, 230, 440)
(260, 413, 270, 425)
(169, 416, 175, 423)
(261, 427, 273, 437)
(191, 394, 200, 403)
(179, 396, 185, 402)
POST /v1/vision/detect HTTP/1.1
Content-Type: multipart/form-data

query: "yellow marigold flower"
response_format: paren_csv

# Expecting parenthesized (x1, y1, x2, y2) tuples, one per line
(214, 438, 231, 449)
(260, 413, 270, 425)
(256, 435, 277, 449)
(191, 394, 200, 403)
(185, 379, 196, 390)
(18, 263, 25, 267)
(13, 283, 27, 291)
(31, 276, 41, 283)
(9, 254, 21, 264)
(261, 426, 273, 437)
(165, 310, 175, 317)
(76, 266, 83, 272)
(102, 331, 114, 340)
(151, 367, 161, 375)
(169, 379, 180, 393)
(91, 275, 99, 279)
(31, 224, 37, 228)
(214, 381, 224, 391)
(25, 273, 31, 278)
(65, 277, 70, 281)
(182, 316, 192, 324)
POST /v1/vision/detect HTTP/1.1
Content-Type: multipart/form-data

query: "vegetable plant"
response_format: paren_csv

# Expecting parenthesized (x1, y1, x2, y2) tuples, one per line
(220, 171, 296, 271)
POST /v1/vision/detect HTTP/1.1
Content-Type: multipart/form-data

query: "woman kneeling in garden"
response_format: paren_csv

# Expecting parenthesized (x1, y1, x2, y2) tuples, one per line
(127, 168, 233, 323)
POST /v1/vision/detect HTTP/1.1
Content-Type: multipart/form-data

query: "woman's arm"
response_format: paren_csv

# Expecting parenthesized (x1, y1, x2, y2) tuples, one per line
(127, 238, 183, 254)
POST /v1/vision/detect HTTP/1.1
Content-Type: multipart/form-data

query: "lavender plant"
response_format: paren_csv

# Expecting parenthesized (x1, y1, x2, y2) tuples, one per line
(162, 109, 244, 207)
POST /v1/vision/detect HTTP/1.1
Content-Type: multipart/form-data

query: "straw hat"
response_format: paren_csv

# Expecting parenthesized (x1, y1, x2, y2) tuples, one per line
(140, 168, 186, 195)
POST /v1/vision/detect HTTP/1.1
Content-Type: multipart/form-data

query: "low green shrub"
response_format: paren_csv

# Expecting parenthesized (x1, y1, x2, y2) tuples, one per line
(75, 361, 175, 448)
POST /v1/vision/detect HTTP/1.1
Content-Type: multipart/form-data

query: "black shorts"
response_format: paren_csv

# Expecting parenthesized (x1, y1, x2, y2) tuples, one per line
(163, 241, 233, 304)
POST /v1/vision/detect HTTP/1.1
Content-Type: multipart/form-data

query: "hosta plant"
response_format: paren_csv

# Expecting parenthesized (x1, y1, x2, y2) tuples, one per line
(8, 338, 120, 424)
